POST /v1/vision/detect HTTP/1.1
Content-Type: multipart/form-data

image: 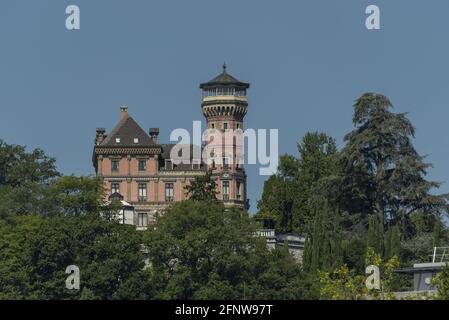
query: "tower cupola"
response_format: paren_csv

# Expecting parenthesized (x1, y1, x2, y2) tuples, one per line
(200, 64, 250, 118)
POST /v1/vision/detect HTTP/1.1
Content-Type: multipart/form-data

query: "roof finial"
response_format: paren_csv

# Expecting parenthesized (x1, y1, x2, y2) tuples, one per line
(222, 62, 227, 73)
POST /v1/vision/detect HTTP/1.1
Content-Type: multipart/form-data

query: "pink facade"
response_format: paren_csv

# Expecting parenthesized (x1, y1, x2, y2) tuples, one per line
(93, 67, 249, 228)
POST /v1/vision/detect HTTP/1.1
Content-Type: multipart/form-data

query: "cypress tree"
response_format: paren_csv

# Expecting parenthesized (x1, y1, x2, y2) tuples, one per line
(320, 201, 331, 271)
(367, 215, 384, 256)
(310, 205, 321, 272)
(367, 216, 376, 249)
(302, 234, 312, 272)
(390, 225, 401, 258)
(385, 225, 401, 259)
(433, 218, 442, 248)
(331, 209, 343, 268)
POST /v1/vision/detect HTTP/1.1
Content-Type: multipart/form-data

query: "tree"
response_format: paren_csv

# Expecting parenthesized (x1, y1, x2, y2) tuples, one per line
(292, 132, 337, 232)
(44, 175, 105, 217)
(143, 201, 306, 299)
(319, 248, 401, 300)
(433, 218, 442, 248)
(384, 225, 401, 260)
(303, 200, 343, 273)
(257, 132, 337, 233)
(0, 139, 59, 219)
(432, 264, 449, 300)
(331, 210, 344, 269)
(367, 215, 384, 256)
(318, 265, 367, 300)
(335, 93, 448, 231)
(0, 214, 151, 299)
(256, 175, 293, 232)
(184, 170, 218, 201)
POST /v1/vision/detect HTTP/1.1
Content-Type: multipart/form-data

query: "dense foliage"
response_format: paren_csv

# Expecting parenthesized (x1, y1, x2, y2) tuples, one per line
(143, 201, 306, 299)
(2, 92, 449, 300)
(258, 93, 449, 297)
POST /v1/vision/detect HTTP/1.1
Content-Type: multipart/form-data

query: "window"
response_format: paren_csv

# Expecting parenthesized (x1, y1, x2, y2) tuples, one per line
(138, 183, 147, 202)
(236, 123, 240, 129)
(223, 122, 228, 130)
(134, 138, 139, 144)
(111, 183, 120, 195)
(138, 160, 147, 172)
(165, 183, 174, 202)
(111, 160, 119, 172)
(223, 156, 230, 169)
(211, 123, 215, 129)
(138, 213, 148, 227)
(236, 181, 241, 200)
(222, 181, 230, 201)
(165, 160, 173, 170)
(192, 161, 200, 170)
(115, 138, 121, 144)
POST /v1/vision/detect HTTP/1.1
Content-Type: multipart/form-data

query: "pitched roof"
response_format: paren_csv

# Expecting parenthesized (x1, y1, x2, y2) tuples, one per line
(200, 64, 250, 89)
(101, 114, 154, 147)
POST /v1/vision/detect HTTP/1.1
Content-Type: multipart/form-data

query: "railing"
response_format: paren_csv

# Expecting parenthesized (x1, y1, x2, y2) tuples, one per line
(431, 247, 449, 263)
(254, 229, 275, 238)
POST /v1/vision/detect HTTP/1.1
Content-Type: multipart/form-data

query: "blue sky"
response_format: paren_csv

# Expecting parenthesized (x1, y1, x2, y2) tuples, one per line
(1, 0, 449, 212)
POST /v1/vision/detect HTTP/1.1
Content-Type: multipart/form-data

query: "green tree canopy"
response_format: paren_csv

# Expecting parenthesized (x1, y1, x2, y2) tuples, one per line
(144, 201, 305, 299)
(257, 132, 337, 233)
(0, 214, 151, 300)
(334, 93, 448, 232)
(184, 170, 218, 202)
(0, 139, 60, 219)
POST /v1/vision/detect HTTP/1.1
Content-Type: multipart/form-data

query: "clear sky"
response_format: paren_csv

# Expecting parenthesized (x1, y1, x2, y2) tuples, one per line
(1, 0, 449, 212)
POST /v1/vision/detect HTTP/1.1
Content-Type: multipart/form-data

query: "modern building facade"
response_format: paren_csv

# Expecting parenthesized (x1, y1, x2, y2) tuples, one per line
(393, 246, 449, 298)
(92, 66, 249, 229)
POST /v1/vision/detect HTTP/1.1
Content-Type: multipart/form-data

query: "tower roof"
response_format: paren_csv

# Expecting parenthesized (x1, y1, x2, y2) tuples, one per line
(200, 64, 250, 89)
(100, 113, 155, 147)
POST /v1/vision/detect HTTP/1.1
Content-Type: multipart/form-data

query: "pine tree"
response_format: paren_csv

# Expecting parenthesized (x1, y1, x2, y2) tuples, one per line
(336, 93, 448, 230)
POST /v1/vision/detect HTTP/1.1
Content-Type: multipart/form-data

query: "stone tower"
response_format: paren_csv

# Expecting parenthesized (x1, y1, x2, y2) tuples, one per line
(199, 64, 249, 209)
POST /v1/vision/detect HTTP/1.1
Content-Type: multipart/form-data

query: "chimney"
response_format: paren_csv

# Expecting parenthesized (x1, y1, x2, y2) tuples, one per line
(120, 106, 128, 119)
(149, 128, 159, 144)
(95, 128, 106, 145)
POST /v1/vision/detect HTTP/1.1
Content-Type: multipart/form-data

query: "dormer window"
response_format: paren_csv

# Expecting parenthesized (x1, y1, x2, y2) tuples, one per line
(165, 159, 173, 170)
(115, 138, 121, 144)
(134, 138, 139, 144)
